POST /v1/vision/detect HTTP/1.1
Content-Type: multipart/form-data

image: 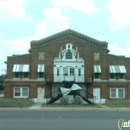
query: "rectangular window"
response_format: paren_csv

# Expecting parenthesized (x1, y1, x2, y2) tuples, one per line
(57, 69, 60, 76)
(70, 68, 74, 76)
(14, 72, 20, 78)
(14, 88, 20, 96)
(38, 73, 44, 78)
(78, 69, 81, 76)
(94, 73, 100, 79)
(119, 74, 124, 79)
(14, 87, 29, 98)
(110, 89, 116, 98)
(22, 88, 28, 96)
(110, 88, 125, 98)
(23, 72, 29, 78)
(64, 68, 68, 76)
(110, 73, 115, 79)
(118, 89, 124, 98)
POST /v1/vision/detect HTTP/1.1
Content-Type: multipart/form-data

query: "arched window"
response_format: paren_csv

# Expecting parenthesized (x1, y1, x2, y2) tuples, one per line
(66, 50, 72, 59)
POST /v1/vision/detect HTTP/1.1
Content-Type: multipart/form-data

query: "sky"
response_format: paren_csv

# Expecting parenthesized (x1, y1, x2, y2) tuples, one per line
(0, 0, 130, 75)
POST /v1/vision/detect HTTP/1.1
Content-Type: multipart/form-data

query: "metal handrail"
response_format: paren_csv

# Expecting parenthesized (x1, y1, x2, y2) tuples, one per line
(45, 74, 93, 83)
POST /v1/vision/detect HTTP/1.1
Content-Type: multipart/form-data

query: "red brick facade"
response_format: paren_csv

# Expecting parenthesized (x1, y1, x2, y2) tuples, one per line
(4, 29, 130, 103)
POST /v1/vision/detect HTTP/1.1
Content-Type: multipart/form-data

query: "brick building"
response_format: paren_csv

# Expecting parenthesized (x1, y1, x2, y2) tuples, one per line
(4, 29, 130, 104)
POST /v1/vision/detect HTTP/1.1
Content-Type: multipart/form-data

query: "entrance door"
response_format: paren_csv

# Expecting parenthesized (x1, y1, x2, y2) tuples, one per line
(63, 67, 75, 81)
(37, 87, 45, 103)
(93, 88, 100, 103)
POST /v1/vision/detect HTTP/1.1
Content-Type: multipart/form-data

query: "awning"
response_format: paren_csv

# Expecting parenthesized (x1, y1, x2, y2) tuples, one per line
(71, 84, 82, 91)
(37, 64, 45, 72)
(13, 64, 30, 72)
(93, 65, 101, 73)
(60, 84, 82, 96)
(60, 87, 71, 96)
(109, 66, 126, 73)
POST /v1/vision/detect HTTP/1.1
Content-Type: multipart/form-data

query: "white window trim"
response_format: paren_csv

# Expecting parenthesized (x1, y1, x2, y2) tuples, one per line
(110, 88, 125, 99)
(14, 87, 29, 98)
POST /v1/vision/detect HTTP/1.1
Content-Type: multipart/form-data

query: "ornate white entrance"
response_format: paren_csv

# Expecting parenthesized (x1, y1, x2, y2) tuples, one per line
(53, 43, 85, 82)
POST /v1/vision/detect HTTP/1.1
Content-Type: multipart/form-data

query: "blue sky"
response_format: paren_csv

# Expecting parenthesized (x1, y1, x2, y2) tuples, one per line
(0, 0, 130, 75)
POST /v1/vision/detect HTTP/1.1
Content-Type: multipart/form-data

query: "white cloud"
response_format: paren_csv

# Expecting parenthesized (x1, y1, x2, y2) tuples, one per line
(0, 36, 33, 75)
(0, 31, 3, 37)
(108, 0, 130, 30)
(34, 7, 70, 39)
(0, 0, 26, 21)
(125, 39, 130, 45)
(27, 16, 33, 22)
(108, 43, 130, 56)
(2, 37, 31, 51)
(51, 0, 97, 14)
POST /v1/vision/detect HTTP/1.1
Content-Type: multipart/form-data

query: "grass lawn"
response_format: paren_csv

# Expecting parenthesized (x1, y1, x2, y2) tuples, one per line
(42, 103, 100, 108)
(0, 98, 34, 107)
(104, 100, 130, 107)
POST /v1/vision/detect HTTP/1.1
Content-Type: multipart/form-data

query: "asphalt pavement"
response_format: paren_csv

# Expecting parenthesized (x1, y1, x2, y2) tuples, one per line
(0, 110, 130, 130)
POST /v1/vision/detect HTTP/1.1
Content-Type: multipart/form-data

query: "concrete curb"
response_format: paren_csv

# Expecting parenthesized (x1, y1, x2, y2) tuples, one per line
(0, 107, 130, 111)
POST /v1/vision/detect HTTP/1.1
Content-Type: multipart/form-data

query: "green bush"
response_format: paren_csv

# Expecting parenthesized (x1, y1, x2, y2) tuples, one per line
(72, 95, 83, 105)
(60, 96, 69, 105)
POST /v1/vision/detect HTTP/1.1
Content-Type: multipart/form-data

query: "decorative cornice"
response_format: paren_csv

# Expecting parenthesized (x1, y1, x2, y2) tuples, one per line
(31, 29, 108, 49)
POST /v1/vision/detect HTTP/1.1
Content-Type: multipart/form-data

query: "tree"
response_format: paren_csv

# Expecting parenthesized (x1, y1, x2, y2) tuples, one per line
(0, 74, 6, 90)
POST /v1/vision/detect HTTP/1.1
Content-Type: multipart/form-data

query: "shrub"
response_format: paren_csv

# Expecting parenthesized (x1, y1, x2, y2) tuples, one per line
(60, 96, 69, 105)
(72, 95, 83, 105)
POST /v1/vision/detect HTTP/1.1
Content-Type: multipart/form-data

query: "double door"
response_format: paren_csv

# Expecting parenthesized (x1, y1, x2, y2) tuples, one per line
(63, 67, 75, 81)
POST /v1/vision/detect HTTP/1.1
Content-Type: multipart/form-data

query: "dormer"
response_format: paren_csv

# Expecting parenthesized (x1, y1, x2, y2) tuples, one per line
(54, 43, 84, 62)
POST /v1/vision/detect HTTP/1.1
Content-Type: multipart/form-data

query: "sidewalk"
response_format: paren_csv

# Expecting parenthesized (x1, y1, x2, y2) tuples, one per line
(0, 104, 130, 111)
(28, 103, 130, 111)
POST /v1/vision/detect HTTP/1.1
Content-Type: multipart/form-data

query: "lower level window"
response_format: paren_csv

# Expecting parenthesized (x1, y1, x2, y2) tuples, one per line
(14, 87, 29, 98)
(110, 88, 125, 98)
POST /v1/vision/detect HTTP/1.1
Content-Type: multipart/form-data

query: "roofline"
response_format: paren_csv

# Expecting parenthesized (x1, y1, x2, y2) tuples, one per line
(31, 29, 108, 49)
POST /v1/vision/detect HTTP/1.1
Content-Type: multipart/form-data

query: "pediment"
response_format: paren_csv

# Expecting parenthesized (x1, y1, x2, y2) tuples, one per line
(31, 29, 108, 49)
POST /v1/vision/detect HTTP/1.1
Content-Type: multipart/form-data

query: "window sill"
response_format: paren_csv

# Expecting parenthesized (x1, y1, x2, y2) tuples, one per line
(118, 79, 126, 81)
(37, 78, 45, 81)
(14, 96, 29, 98)
(93, 79, 101, 81)
(109, 79, 117, 81)
(13, 78, 21, 80)
(22, 78, 29, 80)
(110, 97, 125, 99)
